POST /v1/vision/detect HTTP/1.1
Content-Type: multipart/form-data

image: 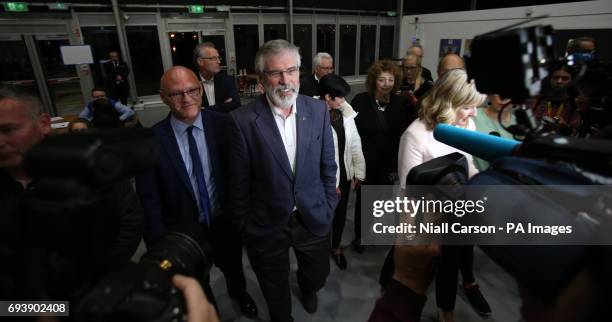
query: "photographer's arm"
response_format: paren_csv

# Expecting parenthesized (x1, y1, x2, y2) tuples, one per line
(172, 275, 219, 322)
(111, 180, 144, 262)
(135, 171, 166, 244)
(368, 245, 440, 322)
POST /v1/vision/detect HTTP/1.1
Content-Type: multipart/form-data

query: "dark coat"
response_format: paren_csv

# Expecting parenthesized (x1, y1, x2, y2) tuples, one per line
(198, 73, 241, 113)
(299, 74, 320, 98)
(135, 110, 229, 244)
(351, 92, 415, 183)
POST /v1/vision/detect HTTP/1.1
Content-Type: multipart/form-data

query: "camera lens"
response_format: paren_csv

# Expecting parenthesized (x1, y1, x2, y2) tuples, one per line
(140, 226, 212, 278)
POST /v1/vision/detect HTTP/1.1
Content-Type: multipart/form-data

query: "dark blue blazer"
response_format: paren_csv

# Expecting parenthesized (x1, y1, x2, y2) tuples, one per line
(228, 94, 338, 238)
(135, 110, 229, 244)
(198, 73, 241, 113)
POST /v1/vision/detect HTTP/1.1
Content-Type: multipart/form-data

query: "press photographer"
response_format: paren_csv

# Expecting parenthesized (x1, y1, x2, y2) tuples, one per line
(0, 85, 220, 322)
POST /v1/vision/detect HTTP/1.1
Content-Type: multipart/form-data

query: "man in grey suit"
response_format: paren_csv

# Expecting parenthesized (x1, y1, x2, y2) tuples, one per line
(228, 40, 338, 322)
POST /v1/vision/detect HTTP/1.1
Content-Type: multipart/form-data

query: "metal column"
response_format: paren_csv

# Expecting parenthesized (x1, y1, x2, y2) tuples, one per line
(23, 35, 55, 115)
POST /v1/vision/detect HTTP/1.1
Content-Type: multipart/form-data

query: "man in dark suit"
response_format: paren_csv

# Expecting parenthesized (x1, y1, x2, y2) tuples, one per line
(299, 52, 334, 98)
(228, 40, 338, 322)
(103, 51, 130, 105)
(193, 43, 241, 113)
(134, 66, 257, 319)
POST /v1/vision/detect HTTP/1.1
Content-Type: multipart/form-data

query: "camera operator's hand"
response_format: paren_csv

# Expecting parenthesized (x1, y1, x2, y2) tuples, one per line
(172, 275, 219, 322)
(392, 244, 440, 295)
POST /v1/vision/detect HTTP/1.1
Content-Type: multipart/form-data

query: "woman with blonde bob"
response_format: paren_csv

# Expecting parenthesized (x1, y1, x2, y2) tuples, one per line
(398, 68, 485, 189)
(395, 68, 491, 322)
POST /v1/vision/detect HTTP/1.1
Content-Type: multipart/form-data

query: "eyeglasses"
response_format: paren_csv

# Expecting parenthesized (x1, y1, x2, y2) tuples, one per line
(263, 66, 299, 79)
(164, 87, 202, 101)
(317, 66, 334, 71)
(200, 56, 221, 61)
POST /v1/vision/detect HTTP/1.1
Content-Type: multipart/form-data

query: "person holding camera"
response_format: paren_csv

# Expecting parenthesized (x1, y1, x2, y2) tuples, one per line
(399, 53, 433, 109)
(135, 66, 258, 319)
(0, 85, 143, 298)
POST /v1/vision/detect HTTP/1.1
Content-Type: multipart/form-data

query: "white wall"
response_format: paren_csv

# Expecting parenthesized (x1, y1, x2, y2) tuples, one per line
(400, 0, 612, 76)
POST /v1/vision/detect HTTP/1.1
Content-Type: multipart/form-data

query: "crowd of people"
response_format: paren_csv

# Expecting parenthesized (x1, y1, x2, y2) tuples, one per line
(0, 34, 606, 322)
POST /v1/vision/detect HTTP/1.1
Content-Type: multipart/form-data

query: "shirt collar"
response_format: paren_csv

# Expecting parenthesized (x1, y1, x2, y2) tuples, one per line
(170, 112, 203, 134)
(199, 72, 214, 84)
(266, 95, 297, 119)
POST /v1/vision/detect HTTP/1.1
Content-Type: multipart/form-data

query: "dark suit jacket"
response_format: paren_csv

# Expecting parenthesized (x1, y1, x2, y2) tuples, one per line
(352, 92, 415, 182)
(103, 60, 130, 89)
(198, 73, 241, 113)
(135, 110, 229, 244)
(299, 74, 320, 97)
(228, 94, 338, 238)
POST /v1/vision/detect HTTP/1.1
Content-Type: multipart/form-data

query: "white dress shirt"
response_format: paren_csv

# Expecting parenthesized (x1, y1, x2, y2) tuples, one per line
(200, 73, 216, 106)
(266, 96, 298, 174)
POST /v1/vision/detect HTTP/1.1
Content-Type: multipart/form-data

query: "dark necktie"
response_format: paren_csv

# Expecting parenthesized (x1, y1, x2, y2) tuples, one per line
(187, 126, 212, 226)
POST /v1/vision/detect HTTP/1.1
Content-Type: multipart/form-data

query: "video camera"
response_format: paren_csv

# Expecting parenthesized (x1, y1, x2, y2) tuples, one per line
(466, 18, 611, 138)
(406, 19, 612, 320)
(0, 128, 213, 322)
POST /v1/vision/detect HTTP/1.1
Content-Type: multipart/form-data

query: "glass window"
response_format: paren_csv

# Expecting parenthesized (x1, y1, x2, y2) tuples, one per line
(168, 32, 199, 72)
(81, 27, 119, 87)
(339, 25, 356, 76)
(379, 25, 395, 60)
(360, 25, 376, 75)
(0, 39, 35, 86)
(36, 38, 84, 115)
(293, 24, 312, 73)
(201, 34, 227, 68)
(317, 24, 335, 59)
(233, 25, 259, 74)
(264, 24, 287, 42)
(126, 26, 164, 96)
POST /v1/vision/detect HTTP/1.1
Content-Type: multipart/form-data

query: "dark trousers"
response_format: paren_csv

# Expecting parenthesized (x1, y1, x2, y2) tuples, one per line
(208, 217, 247, 299)
(436, 245, 476, 311)
(332, 179, 351, 249)
(246, 213, 330, 322)
(109, 83, 130, 105)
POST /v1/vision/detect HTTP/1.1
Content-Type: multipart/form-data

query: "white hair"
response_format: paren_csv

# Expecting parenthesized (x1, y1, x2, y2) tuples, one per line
(312, 52, 333, 70)
(254, 39, 301, 75)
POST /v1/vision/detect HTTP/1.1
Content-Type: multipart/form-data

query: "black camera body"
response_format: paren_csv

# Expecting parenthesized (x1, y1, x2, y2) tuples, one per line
(75, 229, 211, 322)
(2, 128, 213, 322)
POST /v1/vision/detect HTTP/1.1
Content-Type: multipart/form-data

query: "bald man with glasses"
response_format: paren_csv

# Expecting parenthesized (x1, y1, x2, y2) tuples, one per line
(193, 43, 241, 113)
(135, 66, 258, 319)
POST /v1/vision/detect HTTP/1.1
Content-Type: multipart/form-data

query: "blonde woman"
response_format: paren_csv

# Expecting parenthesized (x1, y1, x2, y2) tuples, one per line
(398, 68, 484, 189)
(396, 69, 491, 321)
(399, 53, 433, 107)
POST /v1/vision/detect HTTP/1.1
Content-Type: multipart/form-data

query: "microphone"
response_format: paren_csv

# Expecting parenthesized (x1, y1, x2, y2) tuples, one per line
(433, 124, 520, 162)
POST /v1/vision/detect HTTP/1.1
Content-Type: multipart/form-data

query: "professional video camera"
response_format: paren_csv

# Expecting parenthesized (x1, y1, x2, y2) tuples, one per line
(466, 17, 612, 138)
(404, 19, 612, 322)
(0, 128, 213, 322)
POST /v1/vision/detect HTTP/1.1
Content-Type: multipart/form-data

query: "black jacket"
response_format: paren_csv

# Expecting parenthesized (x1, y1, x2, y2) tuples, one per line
(351, 92, 415, 182)
(0, 169, 143, 299)
(299, 74, 320, 98)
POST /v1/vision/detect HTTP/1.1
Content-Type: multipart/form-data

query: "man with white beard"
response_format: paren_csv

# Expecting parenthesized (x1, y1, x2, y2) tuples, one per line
(227, 39, 338, 322)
